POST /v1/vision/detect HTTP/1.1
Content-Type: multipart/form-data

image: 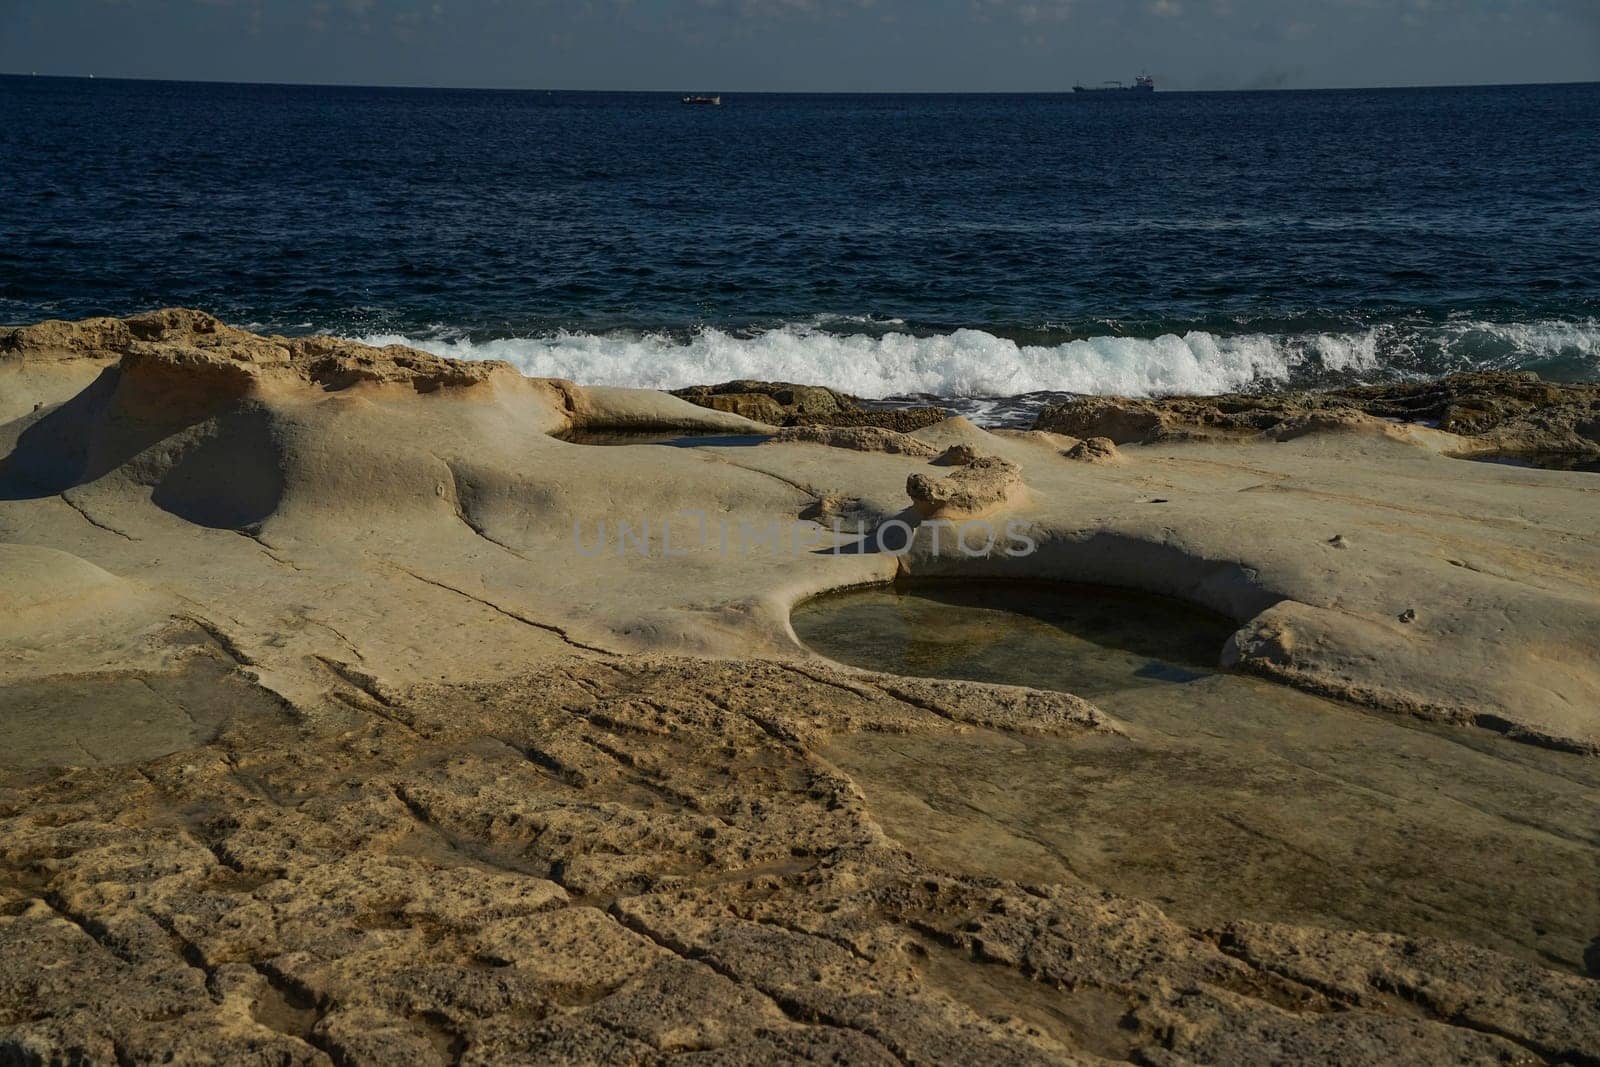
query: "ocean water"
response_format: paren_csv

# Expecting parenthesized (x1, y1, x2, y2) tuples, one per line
(3, 76, 1597, 422)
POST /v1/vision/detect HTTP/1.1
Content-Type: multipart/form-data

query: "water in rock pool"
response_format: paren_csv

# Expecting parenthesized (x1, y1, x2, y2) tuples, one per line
(791, 582, 1600, 975)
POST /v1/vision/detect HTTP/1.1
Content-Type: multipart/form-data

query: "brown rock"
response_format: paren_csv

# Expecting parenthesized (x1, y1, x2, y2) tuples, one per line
(0, 653, 1590, 1065)
(791, 407, 949, 433)
(907, 455, 1024, 518)
(672, 380, 946, 431)
(932, 443, 981, 466)
(1032, 396, 1173, 443)
(1215, 921, 1600, 1063)
(1062, 436, 1119, 462)
(671, 380, 857, 424)
(798, 492, 866, 522)
(3, 307, 509, 398)
(1031, 372, 1600, 455)
(772, 424, 939, 457)
(0, 316, 135, 361)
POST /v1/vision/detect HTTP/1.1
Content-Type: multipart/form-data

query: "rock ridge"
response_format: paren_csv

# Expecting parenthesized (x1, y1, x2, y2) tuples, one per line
(1032, 371, 1600, 456)
(3, 308, 513, 394)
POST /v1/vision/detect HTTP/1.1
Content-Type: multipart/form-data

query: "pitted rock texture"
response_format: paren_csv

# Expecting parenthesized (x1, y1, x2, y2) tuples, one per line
(932, 443, 981, 466)
(1063, 436, 1119, 463)
(1032, 371, 1600, 455)
(907, 455, 1025, 518)
(792, 408, 951, 433)
(2, 308, 512, 394)
(774, 424, 941, 457)
(2, 659, 1585, 1066)
(672, 380, 856, 421)
(673, 380, 946, 431)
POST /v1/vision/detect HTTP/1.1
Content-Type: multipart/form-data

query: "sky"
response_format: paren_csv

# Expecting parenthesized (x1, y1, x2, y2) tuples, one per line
(1, 0, 1597, 92)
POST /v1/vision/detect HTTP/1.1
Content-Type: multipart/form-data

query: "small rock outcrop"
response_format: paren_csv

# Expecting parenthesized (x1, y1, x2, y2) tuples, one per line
(283, 335, 508, 392)
(1033, 397, 1175, 443)
(671, 380, 854, 424)
(1, 308, 246, 363)
(1063, 436, 1120, 463)
(907, 455, 1024, 518)
(2, 317, 132, 361)
(932, 444, 980, 466)
(798, 493, 866, 522)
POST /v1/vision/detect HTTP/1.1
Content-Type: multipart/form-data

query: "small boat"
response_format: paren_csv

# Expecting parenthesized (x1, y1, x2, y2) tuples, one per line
(1072, 73, 1155, 94)
(681, 94, 722, 106)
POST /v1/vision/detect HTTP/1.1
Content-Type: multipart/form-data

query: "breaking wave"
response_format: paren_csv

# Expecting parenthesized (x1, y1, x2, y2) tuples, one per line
(355, 318, 1600, 416)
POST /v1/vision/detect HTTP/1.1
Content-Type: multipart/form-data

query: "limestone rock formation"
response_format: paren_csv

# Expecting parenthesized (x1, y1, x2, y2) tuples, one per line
(674, 380, 947, 431)
(932, 443, 981, 466)
(2, 311, 1598, 1065)
(793, 407, 951, 433)
(1062, 436, 1119, 463)
(1032, 371, 1600, 456)
(3, 307, 512, 396)
(773, 424, 940, 457)
(6, 659, 1592, 1066)
(671, 379, 855, 423)
(907, 455, 1025, 518)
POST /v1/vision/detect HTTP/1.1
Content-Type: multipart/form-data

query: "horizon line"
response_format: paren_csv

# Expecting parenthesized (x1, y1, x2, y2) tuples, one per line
(4, 71, 1598, 96)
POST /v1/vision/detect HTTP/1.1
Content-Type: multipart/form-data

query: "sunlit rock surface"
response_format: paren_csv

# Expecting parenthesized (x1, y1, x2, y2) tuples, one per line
(2, 312, 1597, 1064)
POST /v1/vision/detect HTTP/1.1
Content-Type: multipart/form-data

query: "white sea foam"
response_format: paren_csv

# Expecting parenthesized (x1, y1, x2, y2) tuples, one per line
(353, 319, 1598, 403)
(357, 325, 1352, 399)
(1438, 319, 1600, 365)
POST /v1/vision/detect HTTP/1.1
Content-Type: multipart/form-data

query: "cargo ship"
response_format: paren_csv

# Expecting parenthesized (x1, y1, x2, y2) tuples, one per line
(681, 94, 722, 106)
(1073, 73, 1155, 93)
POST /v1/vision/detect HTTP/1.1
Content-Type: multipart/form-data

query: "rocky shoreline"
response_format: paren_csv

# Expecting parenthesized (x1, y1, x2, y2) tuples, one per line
(1029, 372, 1600, 457)
(2, 312, 1597, 1064)
(666, 368, 1600, 460)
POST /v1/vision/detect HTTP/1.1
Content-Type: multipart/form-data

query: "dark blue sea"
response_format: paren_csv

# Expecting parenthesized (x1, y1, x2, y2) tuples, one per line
(3, 76, 1597, 421)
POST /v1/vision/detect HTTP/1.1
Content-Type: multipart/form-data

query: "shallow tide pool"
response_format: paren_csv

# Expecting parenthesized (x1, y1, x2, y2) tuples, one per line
(792, 582, 1600, 975)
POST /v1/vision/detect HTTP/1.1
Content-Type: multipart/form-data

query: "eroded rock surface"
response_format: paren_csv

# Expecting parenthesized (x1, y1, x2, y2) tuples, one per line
(674, 380, 947, 431)
(1033, 371, 1600, 456)
(932, 443, 981, 466)
(795, 408, 951, 433)
(3, 660, 1587, 1066)
(1063, 436, 1119, 463)
(4, 308, 512, 394)
(774, 424, 941, 457)
(907, 455, 1026, 518)
(2, 312, 1598, 1064)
